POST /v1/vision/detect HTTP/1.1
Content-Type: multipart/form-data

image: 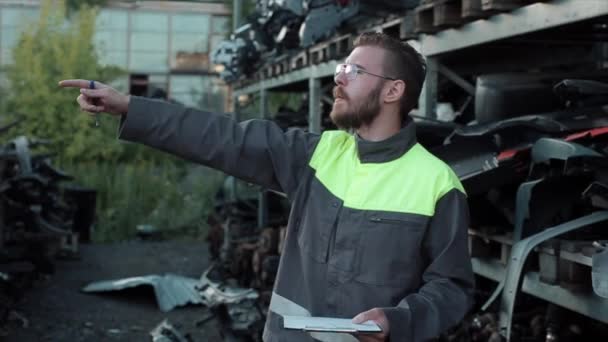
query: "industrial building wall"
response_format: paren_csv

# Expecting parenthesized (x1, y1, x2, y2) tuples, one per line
(0, 0, 231, 112)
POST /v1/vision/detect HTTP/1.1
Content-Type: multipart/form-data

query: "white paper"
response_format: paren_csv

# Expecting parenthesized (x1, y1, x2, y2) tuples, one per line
(283, 315, 382, 333)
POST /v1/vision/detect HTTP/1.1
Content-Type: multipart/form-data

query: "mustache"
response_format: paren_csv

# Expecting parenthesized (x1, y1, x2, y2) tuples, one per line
(333, 86, 348, 100)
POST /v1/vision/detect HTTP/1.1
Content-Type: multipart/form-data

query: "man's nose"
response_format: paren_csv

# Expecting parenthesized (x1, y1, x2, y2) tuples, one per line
(334, 71, 348, 86)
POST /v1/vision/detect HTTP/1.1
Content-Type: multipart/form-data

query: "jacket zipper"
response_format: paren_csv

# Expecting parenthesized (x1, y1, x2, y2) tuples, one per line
(369, 216, 414, 225)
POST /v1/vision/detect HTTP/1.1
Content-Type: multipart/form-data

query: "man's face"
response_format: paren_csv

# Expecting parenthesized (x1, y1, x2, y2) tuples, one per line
(330, 46, 387, 130)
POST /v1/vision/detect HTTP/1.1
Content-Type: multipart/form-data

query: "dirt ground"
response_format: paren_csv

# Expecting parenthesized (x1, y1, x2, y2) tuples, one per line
(2, 239, 223, 342)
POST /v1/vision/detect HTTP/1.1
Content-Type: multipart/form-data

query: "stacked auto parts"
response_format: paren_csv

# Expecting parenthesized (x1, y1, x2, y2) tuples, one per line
(431, 78, 608, 342)
(212, 0, 420, 82)
(204, 178, 288, 341)
(0, 133, 96, 330)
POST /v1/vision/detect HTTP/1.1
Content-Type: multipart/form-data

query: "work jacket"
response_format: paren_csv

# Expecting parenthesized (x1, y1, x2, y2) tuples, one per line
(119, 96, 475, 342)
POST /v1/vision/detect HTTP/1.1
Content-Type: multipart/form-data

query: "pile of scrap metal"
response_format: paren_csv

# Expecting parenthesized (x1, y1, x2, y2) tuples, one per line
(204, 177, 289, 341)
(0, 131, 96, 329)
(414, 76, 608, 341)
(82, 265, 262, 341)
(80, 176, 286, 341)
(212, 0, 420, 82)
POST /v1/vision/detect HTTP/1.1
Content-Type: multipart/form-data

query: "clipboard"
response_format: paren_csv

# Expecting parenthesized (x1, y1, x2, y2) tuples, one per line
(283, 315, 382, 334)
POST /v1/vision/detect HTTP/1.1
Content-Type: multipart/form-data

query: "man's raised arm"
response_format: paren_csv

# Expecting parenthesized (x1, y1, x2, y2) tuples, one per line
(59, 79, 320, 197)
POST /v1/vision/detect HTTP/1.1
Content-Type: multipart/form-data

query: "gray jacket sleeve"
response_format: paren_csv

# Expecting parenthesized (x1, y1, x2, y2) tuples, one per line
(382, 189, 475, 342)
(118, 96, 320, 197)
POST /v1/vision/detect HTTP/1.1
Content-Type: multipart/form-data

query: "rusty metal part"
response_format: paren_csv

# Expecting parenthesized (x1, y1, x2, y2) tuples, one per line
(251, 250, 265, 277)
(232, 243, 256, 283)
(206, 215, 224, 260)
(258, 228, 278, 255)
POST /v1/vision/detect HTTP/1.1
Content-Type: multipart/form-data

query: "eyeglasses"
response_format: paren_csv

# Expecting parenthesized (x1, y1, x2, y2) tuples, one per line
(334, 63, 396, 83)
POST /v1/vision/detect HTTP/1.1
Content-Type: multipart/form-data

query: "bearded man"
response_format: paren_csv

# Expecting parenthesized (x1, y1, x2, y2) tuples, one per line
(60, 32, 474, 342)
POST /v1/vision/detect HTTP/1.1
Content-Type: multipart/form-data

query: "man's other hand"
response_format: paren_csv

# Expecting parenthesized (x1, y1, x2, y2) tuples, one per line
(58, 79, 130, 116)
(352, 308, 390, 341)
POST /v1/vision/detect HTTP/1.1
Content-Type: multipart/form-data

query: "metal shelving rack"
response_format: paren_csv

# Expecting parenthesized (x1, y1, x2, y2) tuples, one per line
(420, 0, 607, 55)
(229, 0, 608, 320)
(472, 257, 608, 324)
(233, 0, 608, 123)
(234, 61, 338, 134)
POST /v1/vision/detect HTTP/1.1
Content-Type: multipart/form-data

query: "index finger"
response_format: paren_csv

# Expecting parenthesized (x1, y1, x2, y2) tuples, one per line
(58, 79, 91, 88)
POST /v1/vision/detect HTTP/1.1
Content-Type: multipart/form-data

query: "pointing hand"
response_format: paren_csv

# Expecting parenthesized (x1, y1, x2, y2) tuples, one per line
(58, 79, 130, 116)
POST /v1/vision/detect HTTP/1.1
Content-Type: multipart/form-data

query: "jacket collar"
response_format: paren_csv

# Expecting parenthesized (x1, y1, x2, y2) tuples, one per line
(355, 118, 417, 163)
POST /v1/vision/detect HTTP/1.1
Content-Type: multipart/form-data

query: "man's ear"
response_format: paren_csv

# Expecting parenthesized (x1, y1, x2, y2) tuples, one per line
(384, 80, 406, 104)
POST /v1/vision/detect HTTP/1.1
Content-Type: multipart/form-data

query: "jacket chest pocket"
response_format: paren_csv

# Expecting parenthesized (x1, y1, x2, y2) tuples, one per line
(355, 212, 428, 286)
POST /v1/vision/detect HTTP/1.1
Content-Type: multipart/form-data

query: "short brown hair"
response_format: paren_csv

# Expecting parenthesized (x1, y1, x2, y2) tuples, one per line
(353, 32, 426, 120)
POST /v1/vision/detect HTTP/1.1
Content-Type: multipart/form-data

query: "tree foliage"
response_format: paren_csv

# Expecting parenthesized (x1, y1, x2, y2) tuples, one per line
(0, 0, 227, 242)
(4, 0, 124, 163)
(66, 0, 108, 13)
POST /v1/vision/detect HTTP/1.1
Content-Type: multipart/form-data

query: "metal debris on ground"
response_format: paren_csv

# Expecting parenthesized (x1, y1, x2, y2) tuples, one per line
(7, 310, 28, 328)
(107, 328, 122, 335)
(81, 266, 260, 314)
(198, 267, 258, 308)
(136, 224, 162, 240)
(150, 319, 192, 342)
(82, 274, 204, 312)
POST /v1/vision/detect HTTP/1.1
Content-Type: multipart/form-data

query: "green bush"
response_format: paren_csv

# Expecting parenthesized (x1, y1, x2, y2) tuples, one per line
(1, 0, 228, 242)
(3, 0, 125, 164)
(63, 160, 224, 242)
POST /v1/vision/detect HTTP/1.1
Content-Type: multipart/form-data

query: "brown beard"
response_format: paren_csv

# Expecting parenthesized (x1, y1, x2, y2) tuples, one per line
(330, 83, 383, 130)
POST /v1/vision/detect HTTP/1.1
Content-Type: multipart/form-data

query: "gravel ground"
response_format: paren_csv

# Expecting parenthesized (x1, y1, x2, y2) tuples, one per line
(2, 239, 223, 341)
